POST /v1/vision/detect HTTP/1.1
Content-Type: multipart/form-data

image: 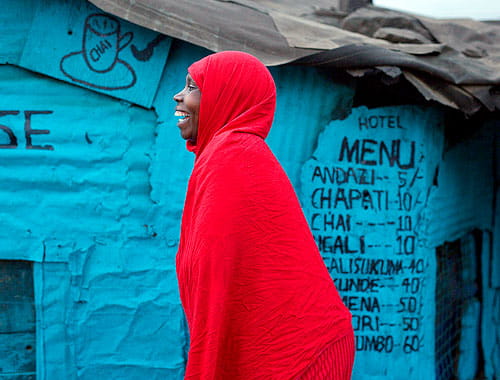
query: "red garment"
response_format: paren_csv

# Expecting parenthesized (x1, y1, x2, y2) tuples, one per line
(176, 51, 353, 380)
(298, 333, 355, 379)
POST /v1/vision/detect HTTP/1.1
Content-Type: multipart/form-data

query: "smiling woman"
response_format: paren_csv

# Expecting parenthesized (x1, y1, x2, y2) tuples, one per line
(173, 74, 200, 142)
(172, 51, 354, 380)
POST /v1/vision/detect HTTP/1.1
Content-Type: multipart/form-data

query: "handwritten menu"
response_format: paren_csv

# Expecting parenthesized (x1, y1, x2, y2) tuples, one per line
(300, 107, 443, 378)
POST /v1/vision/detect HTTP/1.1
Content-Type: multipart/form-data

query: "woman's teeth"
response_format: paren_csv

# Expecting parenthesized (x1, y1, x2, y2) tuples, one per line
(175, 111, 190, 119)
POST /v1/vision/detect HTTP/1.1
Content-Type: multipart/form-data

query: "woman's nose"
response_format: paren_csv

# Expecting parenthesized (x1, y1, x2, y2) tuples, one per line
(173, 90, 183, 103)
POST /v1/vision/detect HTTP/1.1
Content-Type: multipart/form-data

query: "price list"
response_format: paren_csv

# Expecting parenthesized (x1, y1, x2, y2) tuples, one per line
(300, 108, 442, 376)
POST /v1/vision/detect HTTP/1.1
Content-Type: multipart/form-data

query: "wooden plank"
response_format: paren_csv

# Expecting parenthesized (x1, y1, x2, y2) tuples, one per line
(0, 332, 36, 374)
(0, 261, 35, 334)
(0, 261, 35, 376)
(0, 261, 34, 303)
(0, 303, 35, 334)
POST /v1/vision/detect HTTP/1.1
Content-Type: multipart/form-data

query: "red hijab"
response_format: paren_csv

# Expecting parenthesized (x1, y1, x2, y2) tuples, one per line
(176, 51, 352, 379)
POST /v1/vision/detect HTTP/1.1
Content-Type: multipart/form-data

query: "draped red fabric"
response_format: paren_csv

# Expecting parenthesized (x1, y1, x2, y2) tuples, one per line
(176, 51, 353, 380)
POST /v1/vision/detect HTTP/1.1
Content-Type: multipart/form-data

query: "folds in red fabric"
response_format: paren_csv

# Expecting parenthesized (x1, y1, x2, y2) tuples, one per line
(176, 51, 353, 379)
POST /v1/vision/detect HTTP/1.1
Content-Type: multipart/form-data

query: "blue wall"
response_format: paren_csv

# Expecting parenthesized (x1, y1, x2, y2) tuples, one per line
(0, 1, 498, 379)
(0, 63, 186, 379)
(299, 106, 444, 378)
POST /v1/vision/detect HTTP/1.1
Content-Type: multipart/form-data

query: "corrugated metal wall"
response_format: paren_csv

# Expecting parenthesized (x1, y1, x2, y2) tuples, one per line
(0, 62, 186, 379)
(299, 105, 445, 378)
(0, 0, 498, 379)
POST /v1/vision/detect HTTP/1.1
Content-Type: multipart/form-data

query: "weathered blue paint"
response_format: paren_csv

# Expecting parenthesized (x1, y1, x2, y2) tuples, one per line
(481, 231, 500, 380)
(426, 120, 499, 380)
(300, 106, 444, 379)
(424, 126, 494, 246)
(19, 0, 171, 107)
(267, 65, 355, 189)
(0, 0, 35, 65)
(0, 63, 185, 379)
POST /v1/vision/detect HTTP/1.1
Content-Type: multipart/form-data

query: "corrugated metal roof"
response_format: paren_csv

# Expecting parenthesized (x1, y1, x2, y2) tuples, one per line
(88, 0, 500, 114)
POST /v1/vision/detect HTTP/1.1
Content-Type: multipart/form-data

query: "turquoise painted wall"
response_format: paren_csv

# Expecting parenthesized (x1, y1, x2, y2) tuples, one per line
(0, 1, 498, 379)
(0, 63, 186, 379)
(299, 106, 444, 379)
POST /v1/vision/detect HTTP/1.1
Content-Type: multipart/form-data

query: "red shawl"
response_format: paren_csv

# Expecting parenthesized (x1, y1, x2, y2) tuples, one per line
(176, 51, 352, 379)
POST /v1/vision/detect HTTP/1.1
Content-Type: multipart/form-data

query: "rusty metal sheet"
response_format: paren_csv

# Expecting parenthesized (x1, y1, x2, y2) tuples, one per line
(88, 0, 500, 114)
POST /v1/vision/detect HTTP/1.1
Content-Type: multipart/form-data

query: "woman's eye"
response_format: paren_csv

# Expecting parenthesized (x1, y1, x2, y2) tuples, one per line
(187, 85, 196, 91)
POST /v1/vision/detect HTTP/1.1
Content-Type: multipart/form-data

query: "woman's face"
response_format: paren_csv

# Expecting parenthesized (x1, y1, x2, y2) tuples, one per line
(173, 74, 200, 142)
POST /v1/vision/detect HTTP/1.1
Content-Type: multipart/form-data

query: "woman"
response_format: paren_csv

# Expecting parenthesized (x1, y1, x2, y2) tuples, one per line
(173, 51, 354, 379)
